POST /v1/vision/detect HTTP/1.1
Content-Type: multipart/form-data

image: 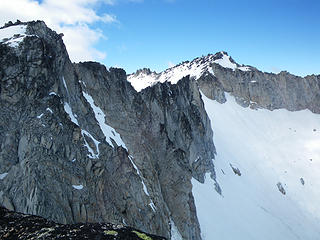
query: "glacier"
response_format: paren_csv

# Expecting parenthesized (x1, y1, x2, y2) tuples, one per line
(192, 93, 320, 240)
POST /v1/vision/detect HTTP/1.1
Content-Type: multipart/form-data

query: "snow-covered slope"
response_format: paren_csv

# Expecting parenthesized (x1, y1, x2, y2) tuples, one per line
(192, 93, 320, 240)
(127, 52, 251, 92)
(128, 51, 320, 239)
(0, 24, 29, 48)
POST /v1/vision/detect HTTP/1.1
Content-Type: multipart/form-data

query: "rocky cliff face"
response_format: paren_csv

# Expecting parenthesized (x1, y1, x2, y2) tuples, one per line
(128, 51, 320, 240)
(0, 21, 215, 240)
(75, 63, 216, 239)
(205, 64, 320, 113)
(128, 51, 320, 113)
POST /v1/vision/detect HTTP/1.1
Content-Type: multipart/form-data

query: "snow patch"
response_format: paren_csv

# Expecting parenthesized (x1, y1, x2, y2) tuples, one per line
(72, 185, 83, 190)
(207, 67, 215, 75)
(127, 73, 159, 92)
(149, 202, 156, 212)
(213, 52, 251, 72)
(0, 25, 28, 48)
(129, 155, 157, 212)
(0, 172, 8, 180)
(79, 80, 87, 87)
(37, 113, 44, 119)
(62, 76, 69, 96)
(82, 91, 127, 150)
(213, 53, 237, 70)
(63, 103, 79, 126)
(81, 130, 100, 159)
(141, 181, 150, 197)
(239, 66, 251, 71)
(170, 219, 183, 240)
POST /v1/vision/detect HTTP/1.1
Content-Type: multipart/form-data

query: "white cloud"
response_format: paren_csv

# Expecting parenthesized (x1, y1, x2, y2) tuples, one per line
(0, 0, 116, 62)
(101, 14, 117, 23)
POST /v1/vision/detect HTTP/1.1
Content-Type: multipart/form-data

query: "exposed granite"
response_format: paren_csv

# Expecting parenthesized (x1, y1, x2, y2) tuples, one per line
(204, 63, 320, 113)
(0, 20, 217, 240)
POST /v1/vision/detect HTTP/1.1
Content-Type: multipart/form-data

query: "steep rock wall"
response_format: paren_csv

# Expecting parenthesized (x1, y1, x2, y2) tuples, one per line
(0, 21, 216, 240)
(199, 64, 320, 112)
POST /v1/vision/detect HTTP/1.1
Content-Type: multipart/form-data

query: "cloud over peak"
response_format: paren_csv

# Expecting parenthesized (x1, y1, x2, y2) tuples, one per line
(0, 0, 117, 62)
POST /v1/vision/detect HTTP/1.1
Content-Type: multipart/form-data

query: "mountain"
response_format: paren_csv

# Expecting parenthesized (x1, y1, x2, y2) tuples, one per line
(128, 51, 320, 113)
(0, 20, 215, 240)
(127, 52, 251, 92)
(1, 20, 320, 240)
(128, 54, 320, 239)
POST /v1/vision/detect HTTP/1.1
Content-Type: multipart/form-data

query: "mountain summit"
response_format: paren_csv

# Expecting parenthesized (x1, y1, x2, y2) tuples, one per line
(128, 51, 251, 92)
(129, 51, 320, 113)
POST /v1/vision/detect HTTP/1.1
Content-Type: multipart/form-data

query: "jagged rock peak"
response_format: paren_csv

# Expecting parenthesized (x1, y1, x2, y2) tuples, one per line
(127, 51, 252, 92)
(0, 20, 64, 48)
(0, 20, 26, 28)
(128, 48, 320, 114)
(134, 68, 156, 75)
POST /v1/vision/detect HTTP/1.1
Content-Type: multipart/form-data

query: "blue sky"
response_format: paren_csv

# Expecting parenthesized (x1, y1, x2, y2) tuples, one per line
(1, 0, 319, 76)
(93, 0, 320, 76)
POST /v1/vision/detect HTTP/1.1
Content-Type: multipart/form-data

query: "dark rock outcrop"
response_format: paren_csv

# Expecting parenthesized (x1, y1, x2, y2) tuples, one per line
(0, 206, 166, 240)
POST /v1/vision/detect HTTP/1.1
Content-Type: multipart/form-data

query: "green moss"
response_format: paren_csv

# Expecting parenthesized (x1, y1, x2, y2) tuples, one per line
(104, 230, 118, 236)
(132, 230, 153, 240)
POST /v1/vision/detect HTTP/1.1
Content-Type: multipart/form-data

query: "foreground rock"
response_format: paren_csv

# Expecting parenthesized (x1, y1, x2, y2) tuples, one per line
(0, 206, 166, 240)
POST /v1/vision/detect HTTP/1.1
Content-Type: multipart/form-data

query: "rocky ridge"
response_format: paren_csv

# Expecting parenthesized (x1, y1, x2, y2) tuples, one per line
(0, 20, 216, 240)
(129, 52, 320, 113)
(0, 206, 166, 240)
(127, 52, 251, 92)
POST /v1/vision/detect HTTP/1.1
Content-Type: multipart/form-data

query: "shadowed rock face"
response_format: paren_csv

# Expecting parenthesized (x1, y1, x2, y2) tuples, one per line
(75, 63, 216, 239)
(0, 206, 167, 240)
(0, 20, 216, 240)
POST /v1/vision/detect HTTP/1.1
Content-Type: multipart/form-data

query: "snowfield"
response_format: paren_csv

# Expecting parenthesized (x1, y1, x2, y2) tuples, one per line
(192, 93, 320, 240)
(128, 53, 320, 240)
(127, 52, 251, 92)
(0, 25, 28, 48)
